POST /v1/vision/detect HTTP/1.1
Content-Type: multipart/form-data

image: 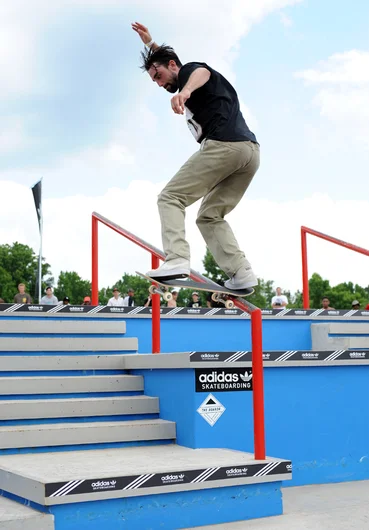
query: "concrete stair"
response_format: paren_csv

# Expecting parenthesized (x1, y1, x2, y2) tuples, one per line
(0, 419, 176, 449)
(0, 375, 144, 394)
(0, 317, 176, 453)
(0, 496, 54, 530)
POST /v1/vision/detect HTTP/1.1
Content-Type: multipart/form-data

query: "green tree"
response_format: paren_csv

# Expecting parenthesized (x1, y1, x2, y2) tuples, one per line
(0, 242, 52, 303)
(202, 248, 228, 284)
(307, 273, 332, 309)
(54, 271, 92, 305)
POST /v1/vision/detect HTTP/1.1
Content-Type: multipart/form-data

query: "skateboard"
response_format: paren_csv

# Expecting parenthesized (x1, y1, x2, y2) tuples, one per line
(136, 272, 254, 309)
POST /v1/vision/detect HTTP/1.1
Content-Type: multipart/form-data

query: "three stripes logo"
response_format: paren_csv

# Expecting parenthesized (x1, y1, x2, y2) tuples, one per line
(224, 351, 248, 362)
(49, 480, 85, 497)
(253, 462, 281, 477)
(324, 350, 346, 361)
(274, 351, 297, 362)
(123, 474, 155, 490)
(191, 467, 220, 483)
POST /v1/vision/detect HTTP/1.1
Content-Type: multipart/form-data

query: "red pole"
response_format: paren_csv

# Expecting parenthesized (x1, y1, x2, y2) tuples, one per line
(251, 308, 265, 460)
(92, 215, 99, 305)
(151, 254, 161, 353)
(301, 227, 309, 309)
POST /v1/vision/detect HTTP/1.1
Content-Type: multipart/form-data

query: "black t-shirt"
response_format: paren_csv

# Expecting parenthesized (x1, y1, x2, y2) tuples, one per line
(178, 62, 257, 144)
(187, 301, 202, 308)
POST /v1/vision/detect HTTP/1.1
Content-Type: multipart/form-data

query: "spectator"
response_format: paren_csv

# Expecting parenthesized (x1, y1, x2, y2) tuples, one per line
(82, 296, 91, 306)
(0, 298, 4, 304)
(123, 288, 135, 307)
(14, 283, 32, 304)
(63, 297, 70, 305)
(351, 300, 360, 310)
(108, 287, 124, 307)
(144, 294, 153, 307)
(167, 290, 178, 308)
(321, 297, 334, 310)
(187, 292, 202, 308)
(365, 303, 369, 310)
(271, 287, 288, 309)
(40, 287, 58, 305)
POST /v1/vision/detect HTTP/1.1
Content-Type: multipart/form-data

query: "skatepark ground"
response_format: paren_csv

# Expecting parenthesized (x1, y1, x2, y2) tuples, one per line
(186, 480, 369, 529)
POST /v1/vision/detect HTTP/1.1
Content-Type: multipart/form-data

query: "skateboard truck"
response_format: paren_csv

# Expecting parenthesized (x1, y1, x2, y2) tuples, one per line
(148, 284, 173, 302)
(211, 292, 235, 309)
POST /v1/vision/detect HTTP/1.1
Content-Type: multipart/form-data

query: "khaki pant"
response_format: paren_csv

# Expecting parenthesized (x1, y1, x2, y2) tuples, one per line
(157, 139, 260, 277)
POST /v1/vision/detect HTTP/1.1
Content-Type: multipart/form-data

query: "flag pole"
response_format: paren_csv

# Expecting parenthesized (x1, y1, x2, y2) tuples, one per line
(38, 179, 43, 302)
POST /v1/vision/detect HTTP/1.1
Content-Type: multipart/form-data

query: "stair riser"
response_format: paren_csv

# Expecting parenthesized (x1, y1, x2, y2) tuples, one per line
(0, 398, 159, 420)
(0, 413, 159, 427)
(0, 439, 174, 456)
(0, 377, 144, 395)
(0, 392, 143, 401)
(0, 424, 176, 449)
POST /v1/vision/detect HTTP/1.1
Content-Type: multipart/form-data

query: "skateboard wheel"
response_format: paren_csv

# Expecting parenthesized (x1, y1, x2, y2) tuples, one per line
(149, 285, 157, 295)
(211, 293, 220, 302)
(163, 292, 172, 302)
(225, 300, 234, 309)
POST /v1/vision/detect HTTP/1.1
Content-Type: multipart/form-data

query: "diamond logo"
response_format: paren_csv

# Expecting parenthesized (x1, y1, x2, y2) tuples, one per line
(197, 394, 226, 426)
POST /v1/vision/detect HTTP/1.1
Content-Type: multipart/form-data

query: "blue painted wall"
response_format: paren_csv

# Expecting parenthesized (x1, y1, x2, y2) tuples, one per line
(45, 481, 282, 530)
(134, 365, 369, 487)
(123, 317, 333, 353)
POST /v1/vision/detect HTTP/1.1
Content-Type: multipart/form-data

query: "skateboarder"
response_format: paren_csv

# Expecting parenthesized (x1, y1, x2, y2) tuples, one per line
(132, 22, 260, 291)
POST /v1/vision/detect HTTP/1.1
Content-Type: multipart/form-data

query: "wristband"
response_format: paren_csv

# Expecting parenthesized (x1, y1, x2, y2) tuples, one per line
(145, 39, 154, 48)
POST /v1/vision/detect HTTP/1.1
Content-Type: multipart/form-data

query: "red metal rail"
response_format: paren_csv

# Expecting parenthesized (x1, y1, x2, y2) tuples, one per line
(301, 226, 369, 309)
(91, 211, 265, 459)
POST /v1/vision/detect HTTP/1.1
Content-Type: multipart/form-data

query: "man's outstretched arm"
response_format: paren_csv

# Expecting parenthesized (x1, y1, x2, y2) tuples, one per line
(172, 68, 211, 114)
(131, 22, 159, 50)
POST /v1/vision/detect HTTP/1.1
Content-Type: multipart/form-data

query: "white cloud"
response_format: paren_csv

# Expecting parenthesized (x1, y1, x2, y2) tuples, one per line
(1, 180, 368, 298)
(296, 50, 369, 148)
(279, 12, 293, 27)
(296, 50, 369, 84)
(0, 117, 30, 154)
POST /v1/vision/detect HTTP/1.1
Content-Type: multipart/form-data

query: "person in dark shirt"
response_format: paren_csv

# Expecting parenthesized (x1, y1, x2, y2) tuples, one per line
(187, 292, 202, 308)
(132, 22, 259, 292)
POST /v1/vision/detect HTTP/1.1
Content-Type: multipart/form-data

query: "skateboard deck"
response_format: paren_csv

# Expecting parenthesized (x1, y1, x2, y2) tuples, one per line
(136, 272, 254, 303)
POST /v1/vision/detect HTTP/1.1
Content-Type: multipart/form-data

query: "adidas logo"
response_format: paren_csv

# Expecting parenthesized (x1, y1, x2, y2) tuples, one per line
(226, 467, 248, 475)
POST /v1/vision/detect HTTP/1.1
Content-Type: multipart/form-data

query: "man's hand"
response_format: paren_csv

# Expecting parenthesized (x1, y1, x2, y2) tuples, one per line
(171, 88, 191, 115)
(131, 22, 152, 46)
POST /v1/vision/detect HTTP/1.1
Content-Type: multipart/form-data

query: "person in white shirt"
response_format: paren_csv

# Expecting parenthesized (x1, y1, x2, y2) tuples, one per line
(123, 288, 135, 307)
(40, 286, 59, 305)
(107, 287, 124, 307)
(271, 287, 288, 309)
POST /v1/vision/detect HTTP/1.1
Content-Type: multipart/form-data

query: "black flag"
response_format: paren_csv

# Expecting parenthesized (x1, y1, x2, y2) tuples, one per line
(32, 180, 42, 232)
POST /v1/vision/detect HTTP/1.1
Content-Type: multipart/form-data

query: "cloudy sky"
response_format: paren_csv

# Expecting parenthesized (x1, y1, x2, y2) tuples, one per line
(1, 0, 369, 294)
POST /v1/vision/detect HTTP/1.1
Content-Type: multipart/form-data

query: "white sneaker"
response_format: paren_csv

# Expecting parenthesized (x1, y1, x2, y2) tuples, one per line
(146, 258, 190, 279)
(224, 267, 258, 291)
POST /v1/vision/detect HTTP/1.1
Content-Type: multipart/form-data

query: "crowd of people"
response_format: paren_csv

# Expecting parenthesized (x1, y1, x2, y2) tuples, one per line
(1, 283, 368, 310)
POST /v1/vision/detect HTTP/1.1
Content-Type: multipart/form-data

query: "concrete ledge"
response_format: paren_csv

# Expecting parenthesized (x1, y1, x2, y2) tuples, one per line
(0, 320, 126, 334)
(0, 396, 158, 420)
(0, 337, 138, 352)
(0, 419, 176, 449)
(0, 375, 144, 395)
(122, 351, 369, 369)
(0, 496, 54, 530)
(0, 355, 126, 372)
(0, 445, 291, 506)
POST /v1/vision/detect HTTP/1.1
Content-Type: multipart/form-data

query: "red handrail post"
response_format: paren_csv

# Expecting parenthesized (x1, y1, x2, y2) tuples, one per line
(301, 227, 309, 309)
(251, 308, 266, 460)
(92, 215, 99, 305)
(151, 254, 161, 354)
